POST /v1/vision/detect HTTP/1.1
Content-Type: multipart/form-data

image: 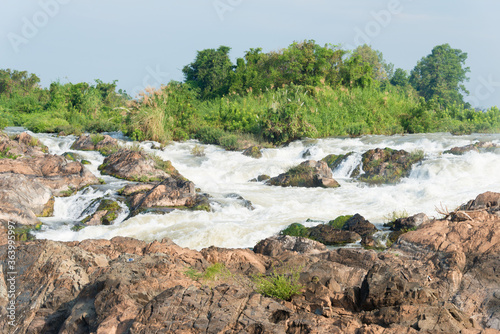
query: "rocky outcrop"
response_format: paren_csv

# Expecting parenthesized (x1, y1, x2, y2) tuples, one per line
(444, 141, 500, 155)
(0, 154, 98, 197)
(0, 132, 48, 158)
(357, 148, 424, 184)
(0, 152, 98, 226)
(99, 149, 182, 182)
(267, 160, 340, 188)
(342, 213, 377, 237)
(71, 134, 118, 155)
(0, 192, 499, 333)
(120, 178, 210, 217)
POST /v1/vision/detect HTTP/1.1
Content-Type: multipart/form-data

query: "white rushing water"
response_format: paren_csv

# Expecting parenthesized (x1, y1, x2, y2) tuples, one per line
(7, 128, 499, 250)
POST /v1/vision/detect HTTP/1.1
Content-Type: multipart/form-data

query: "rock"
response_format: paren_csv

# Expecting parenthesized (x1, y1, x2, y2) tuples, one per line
(459, 191, 500, 213)
(250, 174, 270, 182)
(322, 152, 352, 170)
(0, 154, 99, 196)
(0, 155, 98, 226)
(81, 199, 123, 226)
(253, 235, 327, 257)
(242, 146, 263, 159)
(444, 141, 500, 155)
(358, 148, 424, 184)
(301, 148, 312, 159)
(309, 224, 362, 245)
(99, 149, 182, 182)
(0, 174, 53, 226)
(70, 134, 118, 155)
(0, 132, 48, 158)
(62, 152, 84, 162)
(392, 213, 429, 231)
(0, 192, 498, 333)
(342, 214, 377, 237)
(126, 177, 208, 216)
(267, 160, 340, 188)
(225, 193, 255, 210)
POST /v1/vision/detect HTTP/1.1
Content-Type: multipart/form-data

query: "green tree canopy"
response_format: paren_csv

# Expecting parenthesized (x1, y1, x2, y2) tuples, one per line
(410, 44, 470, 107)
(351, 44, 394, 81)
(182, 46, 234, 100)
(390, 68, 409, 87)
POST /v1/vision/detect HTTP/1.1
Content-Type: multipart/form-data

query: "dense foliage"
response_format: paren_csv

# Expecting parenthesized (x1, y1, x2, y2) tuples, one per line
(1, 41, 499, 146)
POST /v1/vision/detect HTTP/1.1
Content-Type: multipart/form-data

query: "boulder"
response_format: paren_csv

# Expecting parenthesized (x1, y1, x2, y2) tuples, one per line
(444, 141, 500, 155)
(253, 235, 326, 257)
(242, 146, 263, 159)
(342, 214, 377, 237)
(357, 148, 424, 184)
(99, 149, 182, 182)
(80, 199, 123, 226)
(321, 152, 352, 170)
(308, 224, 362, 245)
(392, 213, 429, 231)
(267, 160, 340, 188)
(123, 177, 210, 216)
(70, 134, 118, 155)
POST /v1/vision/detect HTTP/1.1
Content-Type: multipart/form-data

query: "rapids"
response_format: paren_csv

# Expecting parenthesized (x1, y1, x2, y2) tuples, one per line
(6, 128, 500, 250)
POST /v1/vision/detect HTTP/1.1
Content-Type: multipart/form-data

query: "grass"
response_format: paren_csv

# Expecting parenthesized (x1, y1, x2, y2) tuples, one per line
(252, 265, 303, 301)
(90, 134, 105, 145)
(185, 263, 232, 282)
(383, 210, 409, 228)
(191, 144, 205, 156)
(280, 223, 310, 238)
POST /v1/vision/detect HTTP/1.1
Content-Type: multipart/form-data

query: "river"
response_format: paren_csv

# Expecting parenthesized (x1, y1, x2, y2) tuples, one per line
(6, 128, 500, 250)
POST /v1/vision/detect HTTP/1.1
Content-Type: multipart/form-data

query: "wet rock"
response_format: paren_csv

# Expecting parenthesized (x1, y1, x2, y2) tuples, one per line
(301, 148, 312, 159)
(342, 214, 377, 237)
(242, 145, 263, 159)
(309, 224, 362, 245)
(70, 134, 118, 155)
(250, 174, 270, 182)
(126, 177, 208, 216)
(253, 235, 327, 257)
(358, 148, 424, 184)
(62, 152, 84, 162)
(225, 193, 255, 210)
(267, 160, 340, 188)
(81, 199, 123, 226)
(459, 191, 500, 213)
(444, 141, 500, 155)
(99, 149, 183, 182)
(321, 152, 352, 170)
(392, 213, 429, 231)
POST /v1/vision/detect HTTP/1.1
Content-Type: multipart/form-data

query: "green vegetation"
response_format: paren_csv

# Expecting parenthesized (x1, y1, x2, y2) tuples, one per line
(191, 144, 205, 156)
(328, 215, 353, 229)
(252, 265, 303, 301)
(2, 42, 499, 146)
(185, 263, 232, 282)
(13, 222, 42, 241)
(0, 147, 19, 159)
(280, 223, 311, 238)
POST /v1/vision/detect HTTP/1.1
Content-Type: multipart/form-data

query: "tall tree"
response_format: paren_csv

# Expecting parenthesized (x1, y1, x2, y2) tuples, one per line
(351, 44, 394, 81)
(182, 46, 234, 99)
(410, 44, 470, 107)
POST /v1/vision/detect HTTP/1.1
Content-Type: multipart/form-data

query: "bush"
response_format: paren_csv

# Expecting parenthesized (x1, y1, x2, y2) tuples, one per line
(252, 265, 303, 301)
(195, 126, 225, 145)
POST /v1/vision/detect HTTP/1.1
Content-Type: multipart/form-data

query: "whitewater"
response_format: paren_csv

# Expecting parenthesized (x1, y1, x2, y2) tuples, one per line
(6, 128, 499, 250)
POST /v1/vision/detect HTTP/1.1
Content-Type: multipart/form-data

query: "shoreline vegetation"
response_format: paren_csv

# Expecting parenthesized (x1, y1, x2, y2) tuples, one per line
(1, 41, 499, 150)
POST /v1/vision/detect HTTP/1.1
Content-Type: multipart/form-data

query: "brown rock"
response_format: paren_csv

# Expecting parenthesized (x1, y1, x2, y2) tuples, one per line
(71, 134, 118, 152)
(267, 160, 340, 188)
(309, 224, 362, 245)
(99, 149, 180, 182)
(342, 214, 377, 237)
(0, 132, 48, 158)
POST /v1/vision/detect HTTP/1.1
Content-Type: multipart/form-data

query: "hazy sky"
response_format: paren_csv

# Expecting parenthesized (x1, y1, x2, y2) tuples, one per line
(1, 0, 499, 108)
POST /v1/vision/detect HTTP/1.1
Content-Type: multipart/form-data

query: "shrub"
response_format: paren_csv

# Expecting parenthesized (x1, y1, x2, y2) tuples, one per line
(280, 223, 310, 238)
(195, 126, 225, 145)
(252, 265, 303, 301)
(191, 144, 205, 156)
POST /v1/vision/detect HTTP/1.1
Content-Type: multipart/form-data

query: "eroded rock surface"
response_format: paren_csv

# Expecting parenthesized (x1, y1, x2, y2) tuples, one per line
(444, 141, 500, 155)
(0, 192, 499, 333)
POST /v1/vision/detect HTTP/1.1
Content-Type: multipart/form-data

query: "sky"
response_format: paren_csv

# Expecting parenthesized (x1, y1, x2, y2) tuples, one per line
(1, 0, 499, 108)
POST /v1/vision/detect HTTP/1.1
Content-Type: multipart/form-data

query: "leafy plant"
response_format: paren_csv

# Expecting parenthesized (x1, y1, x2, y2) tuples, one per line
(185, 263, 231, 282)
(252, 265, 303, 301)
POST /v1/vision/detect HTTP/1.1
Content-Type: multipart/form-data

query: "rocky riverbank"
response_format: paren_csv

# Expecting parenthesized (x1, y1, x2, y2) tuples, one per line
(0, 192, 499, 333)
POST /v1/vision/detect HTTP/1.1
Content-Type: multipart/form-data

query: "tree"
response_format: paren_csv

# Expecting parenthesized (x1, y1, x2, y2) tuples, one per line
(410, 44, 470, 107)
(182, 46, 234, 99)
(351, 44, 394, 81)
(390, 68, 409, 87)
